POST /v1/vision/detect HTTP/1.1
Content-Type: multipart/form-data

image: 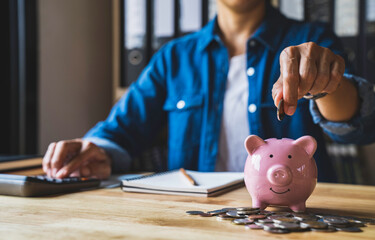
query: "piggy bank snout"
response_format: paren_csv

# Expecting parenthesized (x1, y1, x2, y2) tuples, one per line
(267, 165, 292, 186)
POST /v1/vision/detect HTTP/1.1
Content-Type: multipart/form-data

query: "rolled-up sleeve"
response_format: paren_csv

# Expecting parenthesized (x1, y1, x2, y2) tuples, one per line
(309, 73, 375, 144)
(83, 45, 168, 173)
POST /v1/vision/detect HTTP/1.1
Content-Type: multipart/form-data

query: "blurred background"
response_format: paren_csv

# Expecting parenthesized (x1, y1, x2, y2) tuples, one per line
(1, 0, 375, 184)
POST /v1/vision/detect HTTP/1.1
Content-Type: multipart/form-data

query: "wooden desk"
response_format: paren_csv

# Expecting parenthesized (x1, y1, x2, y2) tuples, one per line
(0, 181, 374, 240)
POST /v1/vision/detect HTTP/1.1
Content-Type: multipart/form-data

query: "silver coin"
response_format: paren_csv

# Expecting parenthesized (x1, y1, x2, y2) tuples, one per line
(323, 217, 349, 226)
(274, 223, 301, 230)
(328, 223, 351, 228)
(311, 226, 337, 232)
(232, 218, 254, 225)
(294, 216, 318, 221)
(292, 213, 314, 218)
(277, 99, 285, 121)
(265, 228, 290, 234)
(258, 218, 275, 223)
(300, 220, 328, 229)
(236, 207, 260, 211)
(248, 214, 267, 220)
(336, 227, 363, 232)
(349, 221, 366, 228)
(259, 210, 273, 215)
(273, 217, 299, 224)
(275, 212, 293, 217)
(268, 214, 292, 220)
(186, 210, 204, 215)
(323, 216, 349, 222)
(263, 224, 290, 233)
(315, 213, 338, 219)
(237, 210, 260, 215)
(226, 210, 245, 218)
(220, 208, 237, 212)
(292, 213, 317, 221)
(207, 209, 228, 216)
(245, 224, 263, 230)
(261, 223, 278, 229)
(255, 221, 273, 226)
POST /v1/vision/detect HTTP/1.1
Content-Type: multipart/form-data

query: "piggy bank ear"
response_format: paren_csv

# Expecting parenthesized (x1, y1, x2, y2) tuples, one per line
(293, 135, 317, 157)
(244, 135, 266, 155)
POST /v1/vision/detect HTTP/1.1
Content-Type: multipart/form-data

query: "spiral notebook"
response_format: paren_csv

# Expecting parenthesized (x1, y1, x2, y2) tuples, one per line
(121, 170, 244, 197)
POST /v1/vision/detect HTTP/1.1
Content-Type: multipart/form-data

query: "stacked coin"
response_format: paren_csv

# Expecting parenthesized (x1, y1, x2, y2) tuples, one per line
(186, 207, 375, 234)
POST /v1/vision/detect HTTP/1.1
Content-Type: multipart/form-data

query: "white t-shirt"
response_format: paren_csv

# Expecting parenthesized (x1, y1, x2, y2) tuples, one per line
(215, 54, 250, 172)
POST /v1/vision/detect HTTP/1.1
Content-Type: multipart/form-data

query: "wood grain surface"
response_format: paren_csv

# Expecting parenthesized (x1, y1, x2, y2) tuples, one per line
(0, 181, 374, 240)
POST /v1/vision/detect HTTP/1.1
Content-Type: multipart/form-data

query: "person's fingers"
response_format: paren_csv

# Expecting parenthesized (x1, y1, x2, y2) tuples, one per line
(324, 56, 345, 93)
(87, 160, 111, 179)
(280, 47, 300, 115)
(298, 54, 317, 98)
(55, 147, 92, 178)
(69, 169, 81, 178)
(80, 166, 91, 177)
(43, 142, 56, 177)
(55, 142, 106, 179)
(83, 143, 111, 179)
(272, 76, 283, 107)
(50, 140, 82, 177)
(309, 48, 333, 95)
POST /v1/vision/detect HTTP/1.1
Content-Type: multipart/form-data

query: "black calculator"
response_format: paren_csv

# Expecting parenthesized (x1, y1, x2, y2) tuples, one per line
(0, 174, 101, 197)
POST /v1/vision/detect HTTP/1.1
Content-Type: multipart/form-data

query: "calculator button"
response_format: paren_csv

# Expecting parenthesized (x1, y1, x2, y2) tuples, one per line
(69, 178, 81, 182)
(35, 176, 46, 180)
(53, 179, 63, 183)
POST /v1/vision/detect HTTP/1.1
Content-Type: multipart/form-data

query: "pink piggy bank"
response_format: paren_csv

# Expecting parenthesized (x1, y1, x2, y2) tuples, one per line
(244, 135, 317, 212)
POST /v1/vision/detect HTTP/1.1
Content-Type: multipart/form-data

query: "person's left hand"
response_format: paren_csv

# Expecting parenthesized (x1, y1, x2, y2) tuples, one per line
(272, 42, 345, 116)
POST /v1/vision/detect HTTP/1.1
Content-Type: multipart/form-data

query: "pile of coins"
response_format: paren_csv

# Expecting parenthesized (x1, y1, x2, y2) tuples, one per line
(186, 207, 375, 234)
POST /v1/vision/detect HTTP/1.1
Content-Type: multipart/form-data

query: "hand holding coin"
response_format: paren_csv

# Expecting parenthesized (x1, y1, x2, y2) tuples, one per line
(272, 42, 345, 117)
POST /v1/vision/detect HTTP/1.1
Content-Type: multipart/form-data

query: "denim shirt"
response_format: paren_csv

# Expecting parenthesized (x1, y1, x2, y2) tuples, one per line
(85, 7, 375, 182)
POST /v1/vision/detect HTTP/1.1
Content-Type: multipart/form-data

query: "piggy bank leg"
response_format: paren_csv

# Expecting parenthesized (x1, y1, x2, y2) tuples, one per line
(289, 202, 306, 213)
(252, 198, 268, 210)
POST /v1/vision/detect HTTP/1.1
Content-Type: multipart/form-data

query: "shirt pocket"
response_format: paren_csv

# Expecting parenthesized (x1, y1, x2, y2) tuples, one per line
(163, 94, 204, 149)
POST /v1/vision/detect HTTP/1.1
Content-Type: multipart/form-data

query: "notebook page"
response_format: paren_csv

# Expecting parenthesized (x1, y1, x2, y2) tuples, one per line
(123, 170, 244, 193)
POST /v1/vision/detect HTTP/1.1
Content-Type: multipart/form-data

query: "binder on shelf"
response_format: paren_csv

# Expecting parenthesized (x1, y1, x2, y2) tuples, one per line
(334, 0, 361, 75)
(362, 0, 375, 83)
(305, 0, 333, 25)
(121, 0, 151, 87)
(151, 0, 176, 54)
(177, 0, 204, 36)
(279, 0, 305, 21)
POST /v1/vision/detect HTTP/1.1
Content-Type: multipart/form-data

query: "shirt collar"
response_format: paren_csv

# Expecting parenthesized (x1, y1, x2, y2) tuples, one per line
(197, 16, 221, 52)
(197, 4, 288, 52)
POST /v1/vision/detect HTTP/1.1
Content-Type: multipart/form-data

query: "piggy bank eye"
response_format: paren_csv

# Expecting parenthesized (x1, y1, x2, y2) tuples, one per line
(269, 154, 273, 158)
(288, 155, 292, 159)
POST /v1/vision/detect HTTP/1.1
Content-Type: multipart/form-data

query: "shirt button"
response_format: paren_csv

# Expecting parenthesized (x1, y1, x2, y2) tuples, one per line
(176, 100, 185, 109)
(248, 104, 257, 113)
(247, 67, 255, 77)
(249, 40, 256, 47)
